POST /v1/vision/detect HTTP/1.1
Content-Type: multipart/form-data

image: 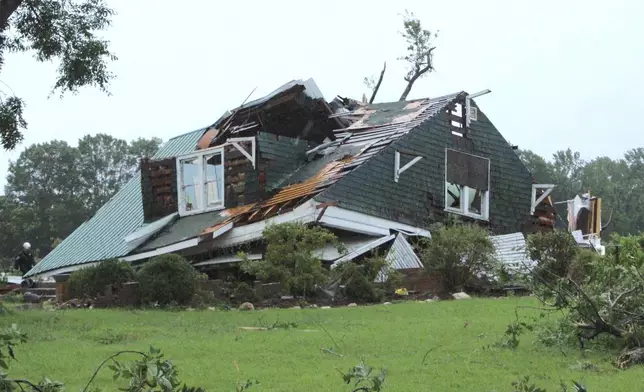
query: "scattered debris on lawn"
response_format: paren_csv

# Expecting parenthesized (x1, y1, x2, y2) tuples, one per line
(321, 347, 344, 357)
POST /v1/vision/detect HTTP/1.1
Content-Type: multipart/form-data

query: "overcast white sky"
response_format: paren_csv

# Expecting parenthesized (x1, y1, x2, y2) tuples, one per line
(1, 0, 642, 192)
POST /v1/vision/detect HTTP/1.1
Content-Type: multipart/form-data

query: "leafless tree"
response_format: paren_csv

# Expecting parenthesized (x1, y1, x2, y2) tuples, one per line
(363, 62, 386, 104)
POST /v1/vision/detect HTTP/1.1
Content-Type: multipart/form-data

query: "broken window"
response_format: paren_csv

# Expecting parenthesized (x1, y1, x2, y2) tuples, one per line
(444, 149, 490, 220)
(177, 147, 225, 216)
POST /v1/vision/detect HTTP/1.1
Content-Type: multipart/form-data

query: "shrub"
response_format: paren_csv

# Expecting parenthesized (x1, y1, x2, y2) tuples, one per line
(231, 282, 259, 304)
(68, 259, 135, 298)
(239, 222, 344, 297)
(335, 255, 402, 302)
(419, 224, 496, 294)
(527, 230, 580, 285)
(137, 254, 198, 306)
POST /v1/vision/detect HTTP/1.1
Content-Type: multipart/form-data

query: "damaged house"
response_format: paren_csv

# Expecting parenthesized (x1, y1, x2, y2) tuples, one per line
(25, 79, 554, 288)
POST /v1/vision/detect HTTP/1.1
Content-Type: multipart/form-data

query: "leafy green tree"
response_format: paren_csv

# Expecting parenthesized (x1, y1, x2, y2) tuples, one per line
(129, 136, 164, 160)
(239, 222, 343, 297)
(516, 149, 554, 184)
(3, 140, 85, 258)
(77, 134, 162, 212)
(0, 0, 116, 150)
(0, 135, 161, 260)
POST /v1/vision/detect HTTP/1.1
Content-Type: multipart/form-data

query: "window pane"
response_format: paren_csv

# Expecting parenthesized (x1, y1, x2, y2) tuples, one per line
(181, 157, 200, 186)
(467, 187, 483, 215)
(446, 182, 461, 210)
(204, 153, 223, 207)
(183, 185, 198, 211)
(181, 157, 201, 211)
(205, 154, 222, 181)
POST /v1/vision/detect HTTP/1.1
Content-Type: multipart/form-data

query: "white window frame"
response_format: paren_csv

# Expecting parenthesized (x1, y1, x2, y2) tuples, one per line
(444, 149, 490, 221)
(176, 146, 225, 217)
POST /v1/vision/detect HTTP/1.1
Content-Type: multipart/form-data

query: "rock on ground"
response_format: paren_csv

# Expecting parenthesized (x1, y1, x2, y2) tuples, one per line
(347, 303, 358, 307)
(452, 292, 471, 300)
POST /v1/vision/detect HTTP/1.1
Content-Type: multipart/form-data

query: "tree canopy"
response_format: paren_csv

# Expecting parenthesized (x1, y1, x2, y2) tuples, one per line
(0, 133, 161, 260)
(0, 0, 116, 150)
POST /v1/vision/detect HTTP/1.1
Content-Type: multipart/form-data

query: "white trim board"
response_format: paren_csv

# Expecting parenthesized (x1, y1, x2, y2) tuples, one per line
(123, 199, 319, 262)
(121, 238, 200, 262)
(211, 200, 319, 248)
(31, 200, 433, 277)
(318, 205, 431, 238)
(124, 213, 178, 252)
(27, 261, 102, 280)
(193, 253, 262, 267)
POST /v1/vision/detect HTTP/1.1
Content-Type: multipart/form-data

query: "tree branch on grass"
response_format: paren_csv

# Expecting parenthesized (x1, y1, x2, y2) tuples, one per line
(515, 230, 644, 368)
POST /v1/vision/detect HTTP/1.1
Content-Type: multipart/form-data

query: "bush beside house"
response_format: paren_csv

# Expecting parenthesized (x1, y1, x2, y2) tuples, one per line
(418, 224, 498, 295)
(59, 222, 519, 308)
(238, 222, 344, 298)
(334, 254, 402, 303)
(137, 254, 199, 306)
(68, 259, 135, 299)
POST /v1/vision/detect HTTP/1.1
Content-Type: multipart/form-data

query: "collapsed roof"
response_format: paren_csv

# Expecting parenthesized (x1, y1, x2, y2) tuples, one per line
(123, 90, 461, 259)
(26, 77, 541, 278)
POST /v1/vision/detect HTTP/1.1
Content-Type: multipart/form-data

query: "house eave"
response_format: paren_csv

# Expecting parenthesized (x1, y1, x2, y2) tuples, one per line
(125, 200, 432, 264)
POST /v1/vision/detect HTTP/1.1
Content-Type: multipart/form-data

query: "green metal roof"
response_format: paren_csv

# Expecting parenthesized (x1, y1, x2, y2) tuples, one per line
(26, 128, 205, 277)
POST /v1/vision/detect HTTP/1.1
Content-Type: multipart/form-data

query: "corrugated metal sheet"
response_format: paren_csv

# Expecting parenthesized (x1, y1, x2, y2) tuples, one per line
(331, 234, 396, 267)
(314, 235, 382, 261)
(376, 233, 424, 283)
(386, 234, 424, 270)
(490, 232, 534, 271)
(26, 128, 206, 277)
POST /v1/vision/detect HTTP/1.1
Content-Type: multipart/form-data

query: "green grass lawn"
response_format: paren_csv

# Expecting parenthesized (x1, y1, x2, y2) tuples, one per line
(2, 298, 642, 391)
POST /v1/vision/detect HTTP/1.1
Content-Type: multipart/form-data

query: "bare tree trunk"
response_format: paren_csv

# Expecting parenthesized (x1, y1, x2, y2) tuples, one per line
(0, 0, 23, 30)
(398, 75, 419, 102)
(368, 62, 386, 104)
(398, 48, 435, 101)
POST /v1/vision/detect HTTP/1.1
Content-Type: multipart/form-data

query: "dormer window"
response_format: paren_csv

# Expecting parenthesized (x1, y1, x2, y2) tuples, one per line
(176, 147, 225, 216)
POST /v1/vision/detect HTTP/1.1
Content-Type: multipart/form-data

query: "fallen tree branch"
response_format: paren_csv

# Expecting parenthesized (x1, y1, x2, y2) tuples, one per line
(82, 350, 148, 392)
(320, 347, 344, 358)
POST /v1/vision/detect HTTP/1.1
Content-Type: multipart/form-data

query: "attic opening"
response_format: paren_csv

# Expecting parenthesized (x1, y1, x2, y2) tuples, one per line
(200, 82, 341, 149)
(448, 101, 465, 137)
(444, 149, 490, 221)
